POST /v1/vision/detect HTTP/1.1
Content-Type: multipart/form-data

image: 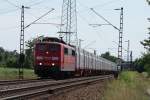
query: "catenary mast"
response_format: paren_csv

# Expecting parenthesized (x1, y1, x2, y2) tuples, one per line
(59, 0, 78, 46)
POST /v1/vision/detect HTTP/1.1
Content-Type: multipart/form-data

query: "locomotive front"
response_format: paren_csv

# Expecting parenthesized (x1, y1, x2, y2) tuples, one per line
(34, 42, 61, 77)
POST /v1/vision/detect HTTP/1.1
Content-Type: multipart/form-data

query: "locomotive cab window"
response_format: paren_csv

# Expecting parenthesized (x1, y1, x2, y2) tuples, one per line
(64, 48, 68, 55)
(72, 50, 75, 56)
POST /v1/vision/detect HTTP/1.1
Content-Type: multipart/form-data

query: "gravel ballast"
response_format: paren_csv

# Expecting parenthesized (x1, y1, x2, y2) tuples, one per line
(48, 80, 110, 100)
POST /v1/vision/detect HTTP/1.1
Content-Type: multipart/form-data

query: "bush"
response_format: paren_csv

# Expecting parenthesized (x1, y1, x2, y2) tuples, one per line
(144, 64, 150, 76)
(6, 59, 18, 68)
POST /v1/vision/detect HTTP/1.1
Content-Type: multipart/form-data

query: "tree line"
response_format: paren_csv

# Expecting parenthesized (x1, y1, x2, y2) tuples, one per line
(0, 46, 33, 69)
(134, 1, 150, 75)
(134, 28, 150, 75)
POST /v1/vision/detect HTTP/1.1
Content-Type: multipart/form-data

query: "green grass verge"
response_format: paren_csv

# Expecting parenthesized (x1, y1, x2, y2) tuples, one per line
(0, 67, 37, 80)
(103, 71, 150, 100)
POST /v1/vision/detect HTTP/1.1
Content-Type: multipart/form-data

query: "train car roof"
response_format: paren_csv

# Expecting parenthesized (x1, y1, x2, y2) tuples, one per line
(77, 47, 117, 65)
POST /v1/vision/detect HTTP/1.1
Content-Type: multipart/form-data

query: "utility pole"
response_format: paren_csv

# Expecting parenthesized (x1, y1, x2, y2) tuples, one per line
(59, 0, 78, 45)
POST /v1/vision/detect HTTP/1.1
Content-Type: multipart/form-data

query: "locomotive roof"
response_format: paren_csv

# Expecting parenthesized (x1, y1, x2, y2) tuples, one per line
(36, 37, 76, 48)
(41, 37, 66, 44)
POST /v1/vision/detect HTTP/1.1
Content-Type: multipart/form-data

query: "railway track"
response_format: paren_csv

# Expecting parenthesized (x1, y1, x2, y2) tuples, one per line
(0, 79, 40, 86)
(0, 75, 113, 100)
(0, 79, 54, 86)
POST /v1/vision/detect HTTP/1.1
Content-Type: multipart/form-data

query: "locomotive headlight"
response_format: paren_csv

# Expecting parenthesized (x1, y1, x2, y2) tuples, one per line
(39, 63, 42, 65)
(52, 63, 55, 66)
(46, 51, 49, 54)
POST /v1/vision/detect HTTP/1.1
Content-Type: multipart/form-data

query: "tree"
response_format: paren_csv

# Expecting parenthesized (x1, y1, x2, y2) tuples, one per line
(101, 52, 118, 63)
(0, 47, 4, 63)
(134, 58, 145, 73)
(134, 53, 150, 75)
(140, 31, 150, 51)
(0, 47, 19, 68)
(137, 1, 150, 75)
(147, 0, 150, 5)
(141, 1, 150, 50)
(142, 0, 150, 51)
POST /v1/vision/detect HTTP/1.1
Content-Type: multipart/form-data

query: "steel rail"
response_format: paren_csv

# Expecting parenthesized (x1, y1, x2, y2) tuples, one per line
(0, 79, 43, 86)
(0, 75, 113, 100)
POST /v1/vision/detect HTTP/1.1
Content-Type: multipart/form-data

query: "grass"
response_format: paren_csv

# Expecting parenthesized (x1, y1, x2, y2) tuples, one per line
(103, 71, 150, 100)
(0, 67, 37, 80)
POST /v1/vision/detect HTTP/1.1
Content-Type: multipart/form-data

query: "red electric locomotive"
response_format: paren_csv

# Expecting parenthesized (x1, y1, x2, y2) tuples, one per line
(34, 37, 76, 78)
(34, 37, 119, 79)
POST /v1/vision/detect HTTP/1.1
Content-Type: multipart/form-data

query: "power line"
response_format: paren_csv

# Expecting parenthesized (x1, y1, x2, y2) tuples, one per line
(92, 0, 122, 9)
(1, 0, 53, 18)
(3, 0, 48, 8)
(28, 0, 48, 7)
(3, 0, 20, 9)
(77, 0, 122, 13)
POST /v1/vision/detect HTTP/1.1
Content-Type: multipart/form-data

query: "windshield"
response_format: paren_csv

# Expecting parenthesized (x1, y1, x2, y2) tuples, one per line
(36, 44, 47, 51)
(48, 44, 60, 52)
(36, 43, 60, 52)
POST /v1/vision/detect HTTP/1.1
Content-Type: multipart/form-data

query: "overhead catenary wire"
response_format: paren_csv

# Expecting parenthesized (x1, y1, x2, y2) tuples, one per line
(90, 8, 120, 31)
(28, 0, 48, 7)
(77, 0, 122, 13)
(24, 8, 55, 29)
(0, 0, 56, 30)
(92, 0, 122, 9)
(1, 0, 48, 15)
(76, 5, 113, 51)
(3, 0, 48, 9)
(33, 22, 63, 26)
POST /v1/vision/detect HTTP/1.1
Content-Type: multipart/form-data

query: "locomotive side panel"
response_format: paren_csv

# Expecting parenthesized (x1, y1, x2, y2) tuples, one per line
(61, 45, 76, 71)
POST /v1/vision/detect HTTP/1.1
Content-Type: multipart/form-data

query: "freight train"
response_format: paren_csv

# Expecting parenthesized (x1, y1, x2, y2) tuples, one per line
(34, 37, 119, 79)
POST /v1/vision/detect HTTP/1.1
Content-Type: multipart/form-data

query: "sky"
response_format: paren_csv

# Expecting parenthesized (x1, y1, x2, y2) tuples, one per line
(0, 0, 149, 60)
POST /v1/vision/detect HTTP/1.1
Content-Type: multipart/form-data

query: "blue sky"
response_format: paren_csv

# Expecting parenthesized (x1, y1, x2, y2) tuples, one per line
(0, 0, 149, 60)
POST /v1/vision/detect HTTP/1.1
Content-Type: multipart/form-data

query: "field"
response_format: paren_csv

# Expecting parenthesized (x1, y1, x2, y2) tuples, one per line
(0, 67, 37, 80)
(103, 71, 150, 100)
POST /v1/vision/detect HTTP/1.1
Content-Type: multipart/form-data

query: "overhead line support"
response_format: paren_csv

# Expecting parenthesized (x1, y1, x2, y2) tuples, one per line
(90, 8, 124, 69)
(19, 5, 25, 79)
